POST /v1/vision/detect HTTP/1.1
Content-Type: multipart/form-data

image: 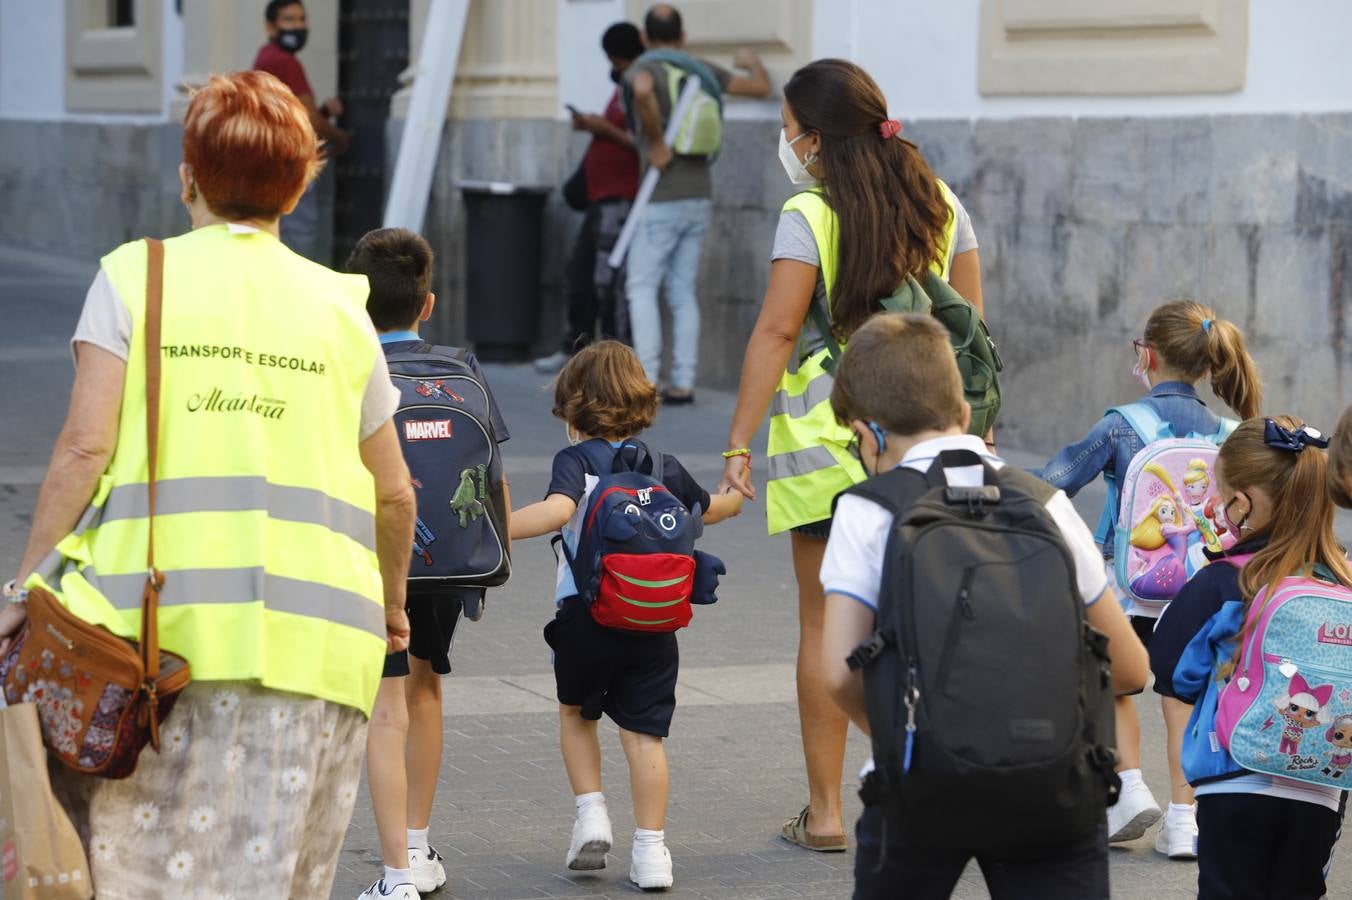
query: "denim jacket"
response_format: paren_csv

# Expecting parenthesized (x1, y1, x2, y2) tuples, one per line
(1038, 382, 1224, 558)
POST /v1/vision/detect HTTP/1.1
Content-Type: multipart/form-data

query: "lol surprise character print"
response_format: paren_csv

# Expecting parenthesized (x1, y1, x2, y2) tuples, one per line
(1127, 494, 1194, 601)
(1322, 714, 1352, 778)
(1272, 673, 1332, 756)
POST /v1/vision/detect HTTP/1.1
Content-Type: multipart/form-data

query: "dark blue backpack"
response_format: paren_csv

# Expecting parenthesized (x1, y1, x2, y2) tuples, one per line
(384, 342, 510, 590)
(561, 442, 719, 632)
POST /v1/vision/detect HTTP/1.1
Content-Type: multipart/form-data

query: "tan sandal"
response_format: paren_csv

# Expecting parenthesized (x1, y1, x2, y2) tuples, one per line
(781, 805, 847, 852)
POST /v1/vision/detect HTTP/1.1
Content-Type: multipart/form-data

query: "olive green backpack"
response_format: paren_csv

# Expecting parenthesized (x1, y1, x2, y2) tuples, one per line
(807, 272, 1004, 438)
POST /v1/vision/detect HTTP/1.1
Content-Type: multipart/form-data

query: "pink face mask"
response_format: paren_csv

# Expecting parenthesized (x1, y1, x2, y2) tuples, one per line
(1132, 357, 1152, 391)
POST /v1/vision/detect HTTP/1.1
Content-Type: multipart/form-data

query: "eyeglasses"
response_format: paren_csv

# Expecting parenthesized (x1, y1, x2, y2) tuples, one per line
(1133, 338, 1151, 356)
(847, 433, 862, 462)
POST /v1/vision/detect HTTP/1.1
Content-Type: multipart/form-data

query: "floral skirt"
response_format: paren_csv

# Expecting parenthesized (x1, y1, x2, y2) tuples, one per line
(49, 680, 367, 900)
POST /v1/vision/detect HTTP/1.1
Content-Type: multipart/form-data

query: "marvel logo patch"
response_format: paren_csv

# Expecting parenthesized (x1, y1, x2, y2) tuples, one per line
(404, 420, 453, 441)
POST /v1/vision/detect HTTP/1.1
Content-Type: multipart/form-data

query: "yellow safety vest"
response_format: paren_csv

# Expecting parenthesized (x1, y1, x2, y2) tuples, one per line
(29, 226, 388, 714)
(765, 181, 959, 534)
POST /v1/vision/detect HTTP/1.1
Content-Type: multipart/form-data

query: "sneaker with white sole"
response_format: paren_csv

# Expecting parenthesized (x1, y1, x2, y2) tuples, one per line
(1155, 812, 1199, 859)
(1107, 780, 1163, 843)
(629, 843, 674, 891)
(356, 879, 419, 900)
(566, 805, 613, 871)
(533, 351, 570, 375)
(408, 845, 447, 893)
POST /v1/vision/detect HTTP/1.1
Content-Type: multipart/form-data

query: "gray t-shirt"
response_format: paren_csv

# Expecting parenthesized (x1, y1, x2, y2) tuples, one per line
(626, 56, 733, 203)
(770, 191, 978, 361)
(72, 268, 399, 442)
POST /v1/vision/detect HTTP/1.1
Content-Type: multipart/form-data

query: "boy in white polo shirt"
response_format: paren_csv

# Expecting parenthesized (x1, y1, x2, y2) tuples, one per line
(817, 313, 1148, 900)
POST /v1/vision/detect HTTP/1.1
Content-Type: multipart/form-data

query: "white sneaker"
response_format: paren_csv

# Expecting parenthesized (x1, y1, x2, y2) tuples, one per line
(408, 845, 447, 892)
(1155, 811, 1199, 859)
(533, 351, 570, 374)
(356, 879, 419, 900)
(630, 843, 674, 891)
(1107, 780, 1162, 843)
(566, 805, 613, 871)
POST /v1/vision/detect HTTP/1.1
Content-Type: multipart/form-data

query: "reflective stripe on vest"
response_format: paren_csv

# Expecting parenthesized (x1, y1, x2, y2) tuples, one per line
(33, 227, 388, 715)
(73, 476, 376, 552)
(763, 181, 959, 534)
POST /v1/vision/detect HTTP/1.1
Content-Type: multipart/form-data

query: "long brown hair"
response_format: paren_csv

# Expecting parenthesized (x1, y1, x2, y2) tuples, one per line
(1143, 300, 1262, 419)
(1217, 416, 1352, 675)
(783, 59, 950, 341)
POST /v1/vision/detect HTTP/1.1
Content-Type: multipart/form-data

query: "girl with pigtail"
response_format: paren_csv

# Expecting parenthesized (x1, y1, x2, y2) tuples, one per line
(1154, 416, 1351, 899)
(1039, 300, 1262, 857)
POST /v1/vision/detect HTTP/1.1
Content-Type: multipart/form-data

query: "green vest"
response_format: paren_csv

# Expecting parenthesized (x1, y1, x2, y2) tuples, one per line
(764, 181, 959, 534)
(30, 226, 388, 715)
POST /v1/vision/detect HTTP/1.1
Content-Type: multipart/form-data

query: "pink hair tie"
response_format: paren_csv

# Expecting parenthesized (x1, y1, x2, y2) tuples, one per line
(879, 119, 902, 139)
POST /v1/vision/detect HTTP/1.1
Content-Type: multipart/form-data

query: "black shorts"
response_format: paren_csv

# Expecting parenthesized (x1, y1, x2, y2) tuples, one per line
(543, 595, 679, 737)
(382, 588, 475, 678)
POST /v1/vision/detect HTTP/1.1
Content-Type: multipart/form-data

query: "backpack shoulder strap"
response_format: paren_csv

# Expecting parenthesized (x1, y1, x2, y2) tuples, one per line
(835, 467, 929, 518)
(1110, 401, 1171, 444)
(995, 465, 1059, 506)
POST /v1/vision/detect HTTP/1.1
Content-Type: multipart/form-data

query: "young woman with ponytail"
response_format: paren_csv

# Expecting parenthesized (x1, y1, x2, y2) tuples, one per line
(1152, 417, 1350, 899)
(1039, 299, 1262, 857)
(718, 58, 984, 852)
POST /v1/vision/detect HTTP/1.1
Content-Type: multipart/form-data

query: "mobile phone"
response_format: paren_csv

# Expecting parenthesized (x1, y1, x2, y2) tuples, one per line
(565, 103, 581, 117)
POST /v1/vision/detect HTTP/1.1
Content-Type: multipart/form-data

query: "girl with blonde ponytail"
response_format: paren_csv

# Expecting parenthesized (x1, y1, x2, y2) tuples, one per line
(1039, 299, 1263, 856)
(1152, 416, 1348, 898)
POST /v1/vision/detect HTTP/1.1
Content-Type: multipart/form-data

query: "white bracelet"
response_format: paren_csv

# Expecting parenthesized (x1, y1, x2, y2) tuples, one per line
(2, 580, 27, 604)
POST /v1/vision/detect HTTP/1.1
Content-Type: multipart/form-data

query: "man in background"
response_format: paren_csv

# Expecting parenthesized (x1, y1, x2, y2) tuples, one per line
(254, 0, 350, 259)
(535, 22, 644, 375)
(624, 3, 770, 404)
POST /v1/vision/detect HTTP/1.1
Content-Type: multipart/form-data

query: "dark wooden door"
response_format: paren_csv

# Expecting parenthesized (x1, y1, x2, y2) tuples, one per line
(334, 0, 409, 267)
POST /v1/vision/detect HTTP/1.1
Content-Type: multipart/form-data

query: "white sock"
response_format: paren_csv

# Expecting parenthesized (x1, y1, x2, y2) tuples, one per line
(633, 827, 665, 850)
(576, 791, 607, 818)
(1118, 768, 1144, 790)
(383, 865, 412, 888)
(407, 826, 429, 856)
(1166, 802, 1196, 824)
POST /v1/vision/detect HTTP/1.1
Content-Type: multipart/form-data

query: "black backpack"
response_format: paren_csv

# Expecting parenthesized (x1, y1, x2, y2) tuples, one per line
(842, 450, 1119, 851)
(385, 342, 511, 592)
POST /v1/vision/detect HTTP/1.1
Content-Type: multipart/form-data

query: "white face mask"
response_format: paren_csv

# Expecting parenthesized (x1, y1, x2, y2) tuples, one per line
(564, 421, 581, 446)
(1132, 356, 1152, 391)
(778, 129, 817, 186)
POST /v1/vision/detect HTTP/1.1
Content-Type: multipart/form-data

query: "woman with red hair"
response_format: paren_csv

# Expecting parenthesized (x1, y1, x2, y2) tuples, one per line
(0, 71, 415, 896)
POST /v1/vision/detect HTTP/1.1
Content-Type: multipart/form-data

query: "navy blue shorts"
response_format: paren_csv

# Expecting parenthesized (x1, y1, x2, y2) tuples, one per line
(382, 588, 475, 678)
(544, 595, 679, 737)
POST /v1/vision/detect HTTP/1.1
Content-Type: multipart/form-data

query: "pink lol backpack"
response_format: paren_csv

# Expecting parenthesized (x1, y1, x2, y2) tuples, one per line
(1216, 572, 1352, 787)
(1107, 404, 1238, 612)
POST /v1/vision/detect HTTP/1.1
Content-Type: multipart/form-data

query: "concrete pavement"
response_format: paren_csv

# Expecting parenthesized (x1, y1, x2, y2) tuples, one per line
(2, 242, 1349, 899)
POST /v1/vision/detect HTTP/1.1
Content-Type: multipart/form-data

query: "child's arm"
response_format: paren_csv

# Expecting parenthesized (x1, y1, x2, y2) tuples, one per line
(1037, 413, 1119, 497)
(509, 494, 578, 540)
(822, 592, 875, 734)
(702, 488, 744, 525)
(1084, 588, 1149, 695)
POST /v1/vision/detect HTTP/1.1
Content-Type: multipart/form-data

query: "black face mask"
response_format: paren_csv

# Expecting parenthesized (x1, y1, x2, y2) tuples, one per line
(276, 28, 308, 53)
(609, 67, 622, 85)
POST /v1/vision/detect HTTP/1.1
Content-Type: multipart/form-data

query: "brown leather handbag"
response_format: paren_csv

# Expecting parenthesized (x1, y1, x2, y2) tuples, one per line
(0, 238, 191, 779)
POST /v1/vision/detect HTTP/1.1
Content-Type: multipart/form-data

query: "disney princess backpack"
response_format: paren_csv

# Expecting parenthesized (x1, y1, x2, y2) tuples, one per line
(1102, 403, 1238, 612)
(1215, 571, 1352, 787)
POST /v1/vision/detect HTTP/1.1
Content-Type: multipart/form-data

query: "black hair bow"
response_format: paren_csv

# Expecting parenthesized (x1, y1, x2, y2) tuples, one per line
(1264, 418, 1329, 452)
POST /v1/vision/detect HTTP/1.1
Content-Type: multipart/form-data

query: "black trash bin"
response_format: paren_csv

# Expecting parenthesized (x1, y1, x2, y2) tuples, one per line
(458, 180, 550, 361)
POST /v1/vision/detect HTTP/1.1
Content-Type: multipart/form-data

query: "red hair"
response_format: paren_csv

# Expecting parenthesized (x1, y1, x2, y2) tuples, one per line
(182, 71, 321, 221)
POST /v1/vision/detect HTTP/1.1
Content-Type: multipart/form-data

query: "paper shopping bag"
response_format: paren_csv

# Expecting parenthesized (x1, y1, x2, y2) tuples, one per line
(0, 703, 92, 899)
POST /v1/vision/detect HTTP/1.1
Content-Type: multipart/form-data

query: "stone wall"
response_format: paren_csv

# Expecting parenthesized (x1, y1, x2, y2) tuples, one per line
(416, 112, 1352, 454)
(5, 112, 1351, 455)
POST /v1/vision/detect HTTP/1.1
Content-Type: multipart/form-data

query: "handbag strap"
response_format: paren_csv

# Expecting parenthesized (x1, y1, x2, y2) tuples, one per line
(140, 238, 165, 730)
